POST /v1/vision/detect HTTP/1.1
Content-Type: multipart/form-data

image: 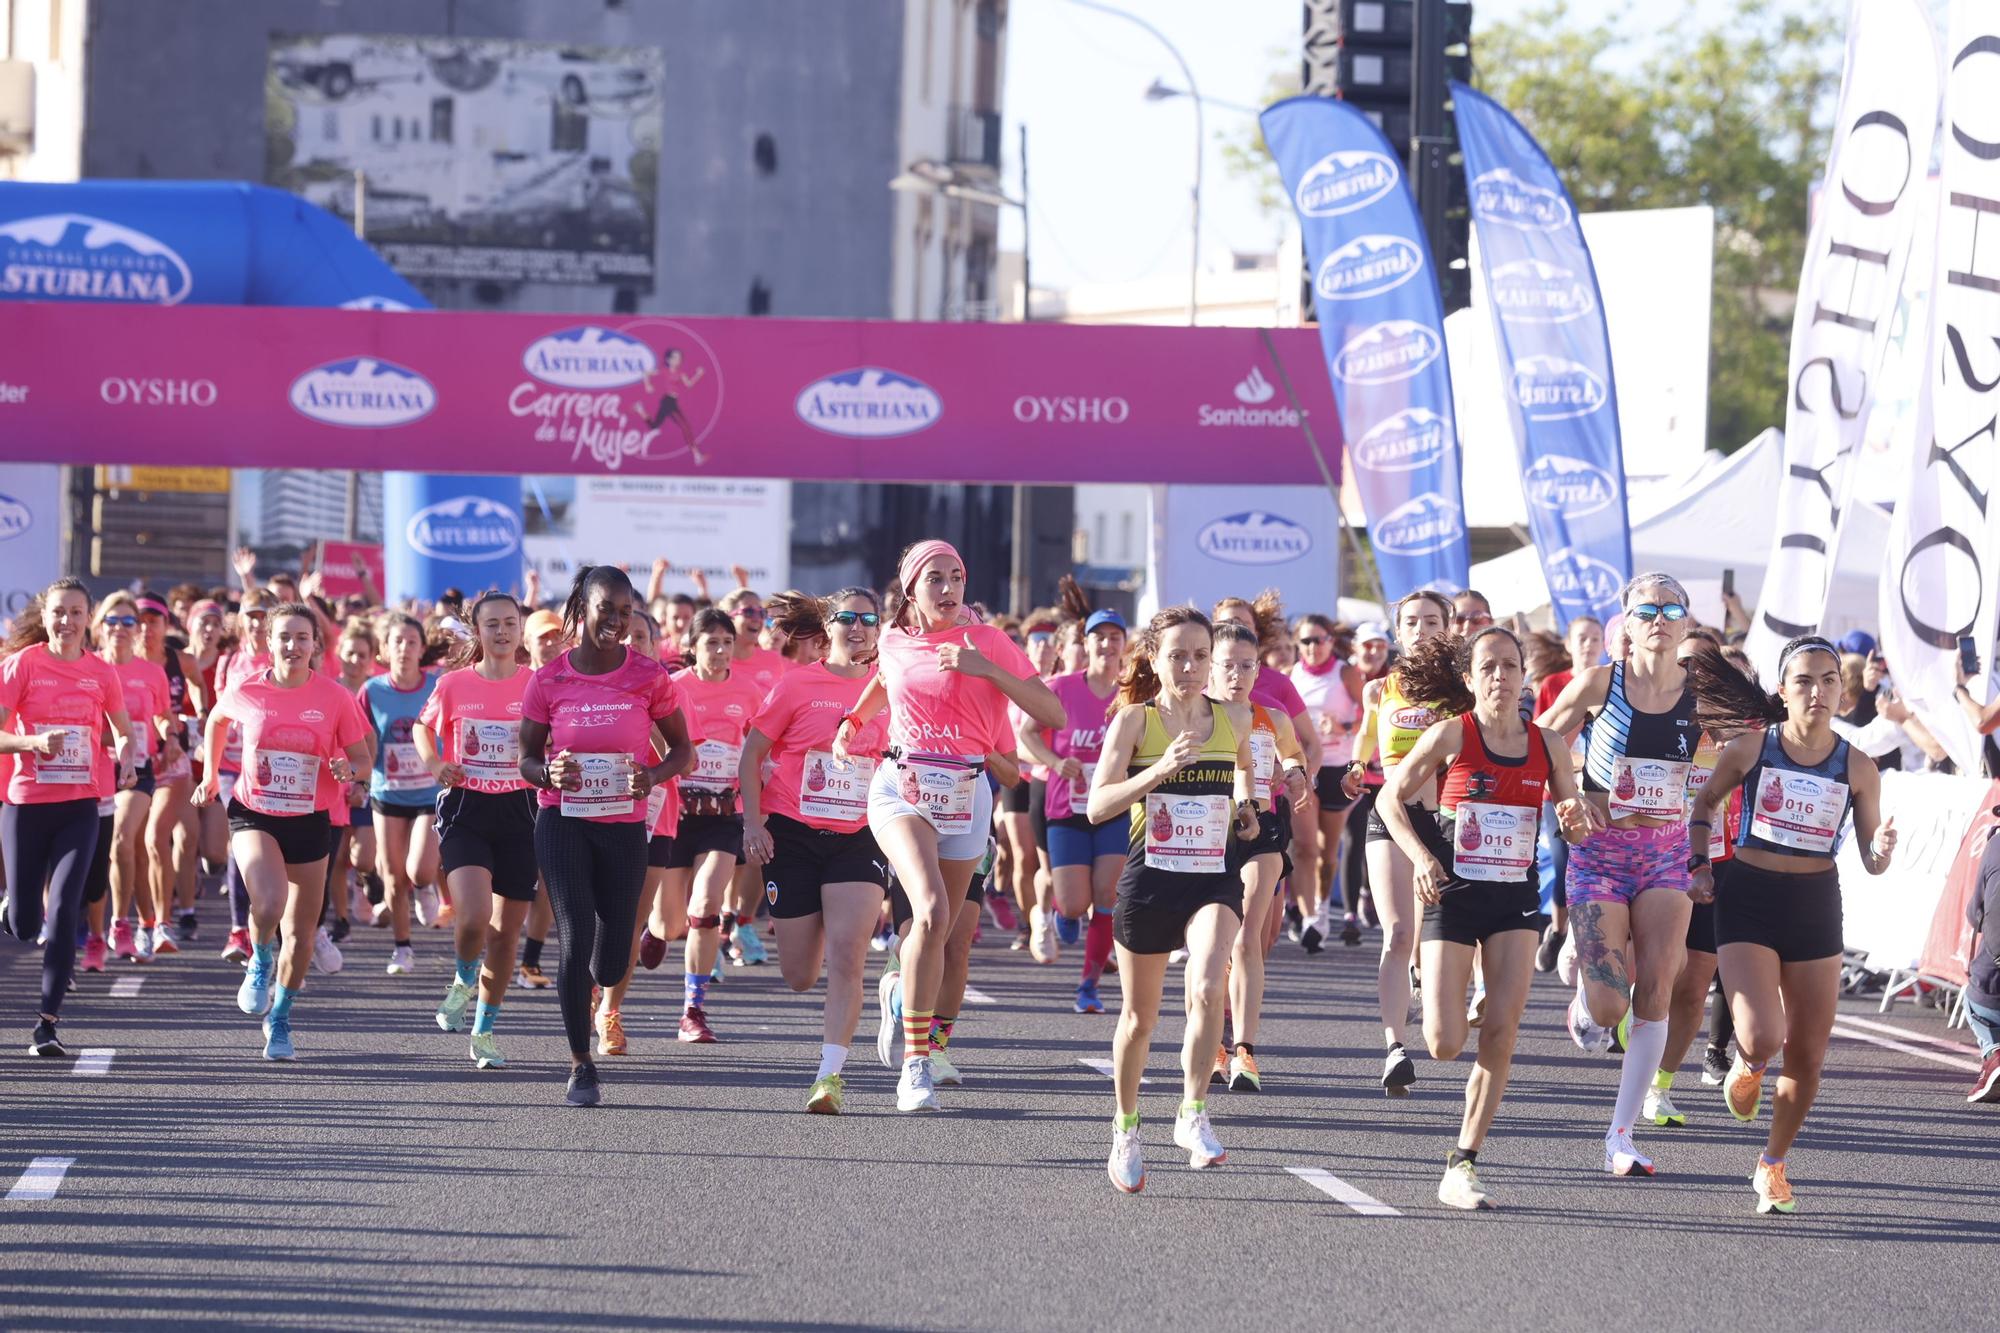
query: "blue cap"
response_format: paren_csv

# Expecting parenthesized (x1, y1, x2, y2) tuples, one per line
(1084, 609, 1126, 635)
(1836, 630, 1877, 656)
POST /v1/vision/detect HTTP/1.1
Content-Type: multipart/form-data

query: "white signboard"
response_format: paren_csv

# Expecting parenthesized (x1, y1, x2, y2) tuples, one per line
(521, 474, 790, 593)
(1154, 484, 1342, 616)
(0, 463, 63, 627)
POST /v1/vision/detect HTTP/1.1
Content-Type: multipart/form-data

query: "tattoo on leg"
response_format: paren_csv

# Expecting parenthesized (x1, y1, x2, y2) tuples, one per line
(1569, 903, 1631, 1000)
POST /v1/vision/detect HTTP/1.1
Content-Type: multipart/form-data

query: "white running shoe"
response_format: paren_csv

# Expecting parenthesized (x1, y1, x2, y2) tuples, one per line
(1556, 931, 1580, 986)
(875, 968, 902, 1069)
(1467, 988, 1487, 1028)
(895, 1056, 939, 1112)
(1604, 1128, 1656, 1177)
(1028, 908, 1058, 964)
(1643, 1084, 1687, 1128)
(1172, 1108, 1226, 1168)
(386, 944, 416, 975)
(150, 924, 179, 956)
(1566, 994, 1614, 1055)
(414, 885, 441, 928)
(311, 927, 344, 975)
(929, 1046, 962, 1086)
(1107, 1127, 1146, 1193)
(1438, 1159, 1494, 1210)
(1168, 947, 1190, 965)
(134, 926, 155, 964)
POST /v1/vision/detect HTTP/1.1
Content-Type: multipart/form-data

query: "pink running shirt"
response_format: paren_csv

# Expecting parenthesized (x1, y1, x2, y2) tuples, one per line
(0, 644, 127, 804)
(418, 666, 531, 795)
(521, 648, 683, 823)
(875, 623, 1036, 756)
(213, 670, 368, 817)
(672, 669, 768, 792)
(1042, 671, 1119, 823)
(753, 664, 890, 833)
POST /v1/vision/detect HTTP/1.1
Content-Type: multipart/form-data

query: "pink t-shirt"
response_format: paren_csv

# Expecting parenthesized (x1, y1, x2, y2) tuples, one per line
(1043, 671, 1120, 823)
(418, 665, 531, 795)
(0, 644, 125, 804)
(103, 655, 171, 769)
(672, 669, 767, 792)
(733, 645, 789, 700)
(213, 670, 368, 818)
(216, 647, 271, 775)
(752, 663, 891, 833)
(521, 648, 683, 822)
(875, 622, 1037, 756)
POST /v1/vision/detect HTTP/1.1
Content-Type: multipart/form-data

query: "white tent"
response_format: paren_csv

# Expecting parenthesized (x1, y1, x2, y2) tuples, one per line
(1471, 428, 1889, 642)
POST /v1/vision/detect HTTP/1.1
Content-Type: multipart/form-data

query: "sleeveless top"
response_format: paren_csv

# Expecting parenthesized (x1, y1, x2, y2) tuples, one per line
(1377, 673, 1439, 769)
(1736, 725, 1855, 859)
(1433, 715, 1549, 887)
(1292, 663, 1360, 767)
(1122, 699, 1240, 882)
(1582, 663, 1700, 819)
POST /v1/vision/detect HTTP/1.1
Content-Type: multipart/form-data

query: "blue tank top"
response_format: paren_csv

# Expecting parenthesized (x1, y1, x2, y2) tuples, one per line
(1736, 725, 1854, 859)
(1583, 663, 1699, 792)
(362, 672, 441, 806)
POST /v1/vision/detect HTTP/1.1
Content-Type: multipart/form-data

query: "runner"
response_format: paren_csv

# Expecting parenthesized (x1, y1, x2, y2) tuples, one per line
(183, 598, 228, 946)
(1534, 573, 1702, 1177)
(1337, 621, 1393, 947)
(1376, 628, 1599, 1209)
(413, 591, 536, 1069)
(361, 613, 442, 975)
(717, 587, 786, 966)
(0, 579, 138, 1056)
(213, 590, 275, 964)
(1086, 606, 1257, 1192)
(514, 608, 568, 992)
(831, 540, 1062, 1112)
(1685, 638, 1896, 1215)
(330, 621, 381, 938)
(518, 565, 694, 1107)
(1291, 612, 1364, 951)
(196, 603, 371, 1059)
(95, 592, 173, 963)
(1007, 614, 1062, 961)
(138, 591, 202, 955)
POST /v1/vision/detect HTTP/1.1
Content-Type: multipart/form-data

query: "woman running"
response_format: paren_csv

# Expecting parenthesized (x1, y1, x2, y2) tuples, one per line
(139, 591, 202, 955)
(413, 591, 537, 1069)
(1088, 606, 1257, 1192)
(213, 591, 275, 964)
(741, 589, 893, 1112)
(1534, 573, 1702, 1177)
(1007, 616, 1062, 960)
(514, 609, 569, 992)
(196, 603, 371, 1059)
(95, 592, 173, 963)
(1686, 638, 1895, 1215)
(1377, 628, 1599, 1209)
(832, 541, 1062, 1112)
(183, 599, 228, 946)
(329, 621, 381, 937)
(0, 579, 138, 1056)
(1339, 621, 1394, 946)
(362, 613, 442, 974)
(1291, 612, 1365, 949)
(518, 565, 694, 1107)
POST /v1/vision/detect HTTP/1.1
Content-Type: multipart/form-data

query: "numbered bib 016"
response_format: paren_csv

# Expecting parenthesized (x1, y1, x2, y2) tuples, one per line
(1609, 757, 1690, 819)
(562, 752, 634, 818)
(800, 751, 873, 823)
(1450, 801, 1537, 883)
(1748, 769, 1847, 854)
(1143, 793, 1230, 872)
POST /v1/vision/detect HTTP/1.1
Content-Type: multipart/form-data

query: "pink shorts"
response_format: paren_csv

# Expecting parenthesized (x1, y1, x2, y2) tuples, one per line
(1566, 822, 1692, 906)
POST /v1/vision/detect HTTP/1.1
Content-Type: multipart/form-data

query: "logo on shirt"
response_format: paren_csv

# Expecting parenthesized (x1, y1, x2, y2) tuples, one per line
(300, 709, 326, 723)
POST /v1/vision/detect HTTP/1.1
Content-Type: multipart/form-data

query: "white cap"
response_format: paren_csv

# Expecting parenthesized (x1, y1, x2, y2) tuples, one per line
(1356, 620, 1391, 645)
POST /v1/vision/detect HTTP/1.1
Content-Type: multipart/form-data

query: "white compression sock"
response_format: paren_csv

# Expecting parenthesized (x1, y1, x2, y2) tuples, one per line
(817, 1043, 848, 1080)
(1611, 1015, 1669, 1134)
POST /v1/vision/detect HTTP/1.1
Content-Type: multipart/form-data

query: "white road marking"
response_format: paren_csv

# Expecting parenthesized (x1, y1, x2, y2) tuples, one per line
(962, 986, 996, 1006)
(1077, 1057, 1149, 1085)
(1833, 1013, 1981, 1055)
(72, 1049, 115, 1077)
(5, 1157, 75, 1202)
(109, 976, 144, 998)
(1832, 1021, 1981, 1072)
(1285, 1166, 1402, 1217)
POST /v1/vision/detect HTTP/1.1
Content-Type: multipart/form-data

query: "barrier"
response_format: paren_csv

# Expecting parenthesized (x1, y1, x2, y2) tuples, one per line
(1917, 788, 2000, 990)
(1839, 770, 1996, 976)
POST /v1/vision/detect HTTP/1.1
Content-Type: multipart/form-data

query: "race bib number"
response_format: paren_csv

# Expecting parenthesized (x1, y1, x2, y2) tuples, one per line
(1609, 756, 1690, 819)
(1451, 801, 1538, 883)
(688, 739, 742, 792)
(800, 750, 874, 823)
(1749, 769, 1847, 854)
(1143, 793, 1230, 873)
(381, 741, 430, 793)
(562, 752, 634, 818)
(246, 747, 318, 816)
(32, 724, 94, 785)
(898, 758, 979, 835)
(1068, 760, 1099, 816)
(1686, 753, 1728, 860)
(128, 724, 153, 763)
(459, 719, 522, 786)
(1249, 730, 1277, 806)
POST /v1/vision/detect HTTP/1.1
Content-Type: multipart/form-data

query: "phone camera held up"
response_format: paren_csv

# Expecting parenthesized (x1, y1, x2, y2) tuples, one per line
(1959, 636, 1980, 680)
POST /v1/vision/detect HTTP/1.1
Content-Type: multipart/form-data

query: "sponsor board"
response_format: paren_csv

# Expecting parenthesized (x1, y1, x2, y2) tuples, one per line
(1520, 454, 1618, 518)
(510, 319, 721, 471)
(796, 368, 942, 438)
(290, 357, 436, 428)
(0, 213, 195, 304)
(404, 495, 522, 563)
(1294, 150, 1400, 218)
(1194, 511, 1313, 566)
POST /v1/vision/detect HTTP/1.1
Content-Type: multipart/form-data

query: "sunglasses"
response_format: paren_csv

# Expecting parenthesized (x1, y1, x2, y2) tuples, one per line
(829, 611, 880, 628)
(101, 615, 139, 628)
(732, 607, 764, 621)
(1627, 602, 1688, 622)
(1297, 634, 1328, 647)
(1454, 612, 1493, 626)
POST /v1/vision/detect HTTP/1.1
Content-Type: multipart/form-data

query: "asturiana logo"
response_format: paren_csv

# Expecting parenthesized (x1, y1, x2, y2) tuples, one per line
(1545, 547, 1624, 609)
(0, 492, 30, 542)
(1195, 511, 1313, 566)
(1295, 150, 1400, 217)
(1371, 492, 1464, 557)
(795, 368, 942, 438)
(1351, 407, 1453, 474)
(0, 213, 194, 304)
(290, 358, 437, 428)
(1512, 355, 1609, 421)
(523, 325, 657, 389)
(338, 295, 416, 311)
(405, 496, 522, 563)
(1471, 168, 1575, 232)
(1315, 234, 1423, 301)
(1488, 258, 1595, 324)
(1522, 455, 1618, 518)
(1333, 320, 1442, 386)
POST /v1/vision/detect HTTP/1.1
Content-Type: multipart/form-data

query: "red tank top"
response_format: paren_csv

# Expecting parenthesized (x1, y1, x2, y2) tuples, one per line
(1438, 715, 1550, 815)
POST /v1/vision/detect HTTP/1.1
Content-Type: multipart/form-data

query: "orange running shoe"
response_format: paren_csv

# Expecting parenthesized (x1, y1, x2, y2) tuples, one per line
(1752, 1158, 1796, 1215)
(1726, 1054, 1765, 1122)
(596, 1009, 627, 1056)
(1211, 1044, 1229, 1086)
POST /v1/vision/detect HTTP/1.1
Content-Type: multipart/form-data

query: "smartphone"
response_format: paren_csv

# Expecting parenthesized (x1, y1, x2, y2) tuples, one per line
(1959, 635, 1980, 678)
(1721, 568, 1735, 599)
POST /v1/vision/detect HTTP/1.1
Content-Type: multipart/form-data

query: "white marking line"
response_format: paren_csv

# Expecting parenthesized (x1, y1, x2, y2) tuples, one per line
(72, 1049, 115, 1077)
(1077, 1057, 1150, 1085)
(962, 986, 996, 1006)
(109, 976, 143, 998)
(5, 1157, 75, 1202)
(1834, 1013, 1981, 1055)
(1832, 1022, 1981, 1073)
(1286, 1166, 1402, 1218)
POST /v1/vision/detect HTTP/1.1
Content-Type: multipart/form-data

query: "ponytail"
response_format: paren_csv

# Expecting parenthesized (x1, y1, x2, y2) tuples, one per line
(1056, 573, 1091, 623)
(1688, 647, 1786, 731)
(1392, 625, 1521, 717)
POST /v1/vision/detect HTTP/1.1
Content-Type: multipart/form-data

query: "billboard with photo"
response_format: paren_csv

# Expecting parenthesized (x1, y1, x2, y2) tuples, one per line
(522, 475, 792, 593)
(265, 33, 662, 287)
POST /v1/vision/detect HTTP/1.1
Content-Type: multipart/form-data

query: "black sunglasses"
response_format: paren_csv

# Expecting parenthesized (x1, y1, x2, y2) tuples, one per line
(1297, 634, 1328, 647)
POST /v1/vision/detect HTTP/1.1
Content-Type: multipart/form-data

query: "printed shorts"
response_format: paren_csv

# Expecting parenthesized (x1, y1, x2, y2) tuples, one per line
(1566, 821, 1692, 906)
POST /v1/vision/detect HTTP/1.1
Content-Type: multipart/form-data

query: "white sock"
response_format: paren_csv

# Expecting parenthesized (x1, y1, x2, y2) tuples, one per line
(816, 1043, 848, 1080)
(1611, 1015, 1669, 1135)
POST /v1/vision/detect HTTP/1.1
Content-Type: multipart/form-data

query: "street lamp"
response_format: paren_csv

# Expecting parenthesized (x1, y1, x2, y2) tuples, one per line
(1143, 78, 1260, 118)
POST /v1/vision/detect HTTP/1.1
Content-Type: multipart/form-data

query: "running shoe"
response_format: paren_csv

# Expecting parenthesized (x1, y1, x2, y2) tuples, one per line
(150, 924, 179, 956)
(596, 1009, 627, 1056)
(1752, 1158, 1796, 1215)
(1702, 1046, 1731, 1086)
(1534, 923, 1564, 973)
(516, 963, 552, 990)
(1438, 1159, 1494, 1210)
(806, 1073, 845, 1115)
(1555, 931, 1579, 986)
(1967, 1050, 2000, 1104)
(870, 922, 894, 953)
(1565, 994, 1614, 1056)
(414, 884, 441, 927)
(221, 928, 252, 964)
(896, 1056, 939, 1112)
(1300, 922, 1324, 954)
(436, 979, 475, 1032)
(1211, 1044, 1229, 1086)
(1603, 1129, 1655, 1177)
(312, 927, 344, 976)
(1467, 988, 1487, 1028)
(1173, 1108, 1226, 1168)
(433, 900, 456, 929)
(135, 924, 157, 964)
(1168, 947, 1190, 965)
(987, 893, 1018, 932)
(1725, 1054, 1765, 1122)
(1340, 916, 1363, 947)
(80, 934, 108, 973)
(111, 918, 138, 960)
(1612, 1010, 1630, 1055)
(637, 928, 667, 971)
(177, 909, 199, 941)
(1229, 1049, 1262, 1092)
(875, 968, 902, 1069)
(678, 1006, 717, 1044)
(1028, 911, 1058, 964)
(28, 1019, 68, 1057)
(1282, 902, 1303, 941)
(262, 1013, 295, 1061)
(1382, 1046, 1417, 1097)
(370, 901, 391, 928)
(470, 1032, 506, 1069)
(566, 1061, 602, 1107)
(733, 923, 769, 966)
(1074, 979, 1104, 1014)
(386, 945, 416, 975)
(929, 1047, 962, 1086)
(1011, 924, 1031, 952)
(1055, 913, 1082, 947)
(1108, 1127, 1146, 1193)
(328, 916, 351, 945)
(237, 961, 273, 1015)
(1643, 1080, 1687, 1128)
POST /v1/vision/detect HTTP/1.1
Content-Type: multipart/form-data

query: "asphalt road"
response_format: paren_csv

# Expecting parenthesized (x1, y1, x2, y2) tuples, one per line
(1, 900, 1993, 1333)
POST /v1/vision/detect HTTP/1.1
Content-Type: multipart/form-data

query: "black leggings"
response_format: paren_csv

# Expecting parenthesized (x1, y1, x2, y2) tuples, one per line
(3, 798, 102, 1019)
(1342, 787, 1377, 915)
(533, 809, 647, 1059)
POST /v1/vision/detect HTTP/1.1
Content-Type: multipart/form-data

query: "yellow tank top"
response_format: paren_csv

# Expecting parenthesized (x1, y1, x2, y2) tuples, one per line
(1127, 699, 1240, 841)
(1377, 674, 1439, 768)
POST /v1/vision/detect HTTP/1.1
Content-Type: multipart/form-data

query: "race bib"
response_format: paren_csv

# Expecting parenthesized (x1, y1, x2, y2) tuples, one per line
(688, 739, 742, 792)
(1687, 751, 1728, 859)
(128, 724, 153, 763)
(646, 782, 669, 830)
(222, 723, 243, 771)
(246, 747, 318, 816)
(1143, 793, 1230, 873)
(1749, 768, 1848, 854)
(1451, 801, 1538, 883)
(1609, 756, 1690, 819)
(1249, 730, 1277, 807)
(32, 724, 94, 785)
(561, 752, 634, 818)
(898, 757, 979, 835)
(800, 750, 874, 823)
(381, 741, 430, 793)
(1068, 760, 1099, 816)
(459, 719, 522, 786)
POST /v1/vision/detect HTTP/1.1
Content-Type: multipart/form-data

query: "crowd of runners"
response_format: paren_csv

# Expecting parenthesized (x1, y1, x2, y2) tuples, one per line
(0, 547, 1928, 1215)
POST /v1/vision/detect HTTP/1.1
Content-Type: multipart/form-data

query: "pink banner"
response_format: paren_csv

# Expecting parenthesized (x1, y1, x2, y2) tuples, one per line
(0, 304, 1343, 484)
(311, 540, 383, 600)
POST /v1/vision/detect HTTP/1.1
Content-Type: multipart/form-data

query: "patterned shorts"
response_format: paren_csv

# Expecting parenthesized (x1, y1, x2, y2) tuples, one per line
(1566, 822, 1692, 905)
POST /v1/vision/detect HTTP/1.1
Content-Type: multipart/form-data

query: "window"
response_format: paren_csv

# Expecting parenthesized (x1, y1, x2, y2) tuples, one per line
(1119, 512, 1134, 564)
(371, 114, 383, 143)
(430, 98, 453, 144)
(322, 109, 339, 141)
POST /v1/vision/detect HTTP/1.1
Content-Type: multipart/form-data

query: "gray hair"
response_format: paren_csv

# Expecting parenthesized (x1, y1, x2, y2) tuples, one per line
(1621, 571, 1689, 609)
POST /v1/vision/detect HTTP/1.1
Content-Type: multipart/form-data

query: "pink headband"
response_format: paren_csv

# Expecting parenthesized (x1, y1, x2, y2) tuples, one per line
(898, 540, 964, 594)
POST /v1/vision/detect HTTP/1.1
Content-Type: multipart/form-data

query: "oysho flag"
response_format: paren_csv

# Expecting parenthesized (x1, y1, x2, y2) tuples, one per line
(1262, 96, 1470, 596)
(1745, 0, 1941, 676)
(1881, 0, 1996, 775)
(1452, 82, 1629, 628)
